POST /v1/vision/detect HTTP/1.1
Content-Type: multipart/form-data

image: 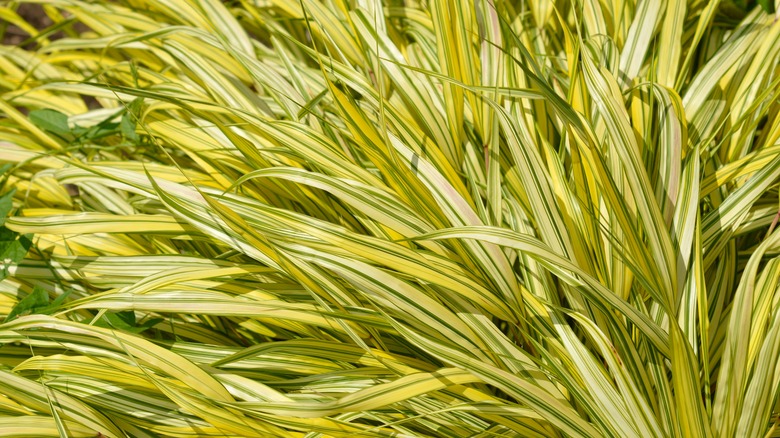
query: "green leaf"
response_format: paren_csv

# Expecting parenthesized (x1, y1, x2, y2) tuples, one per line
(75, 121, 120, 143)
(0, 188, 16, 225)
(120, 113, 139, 142)
(47, 288, 72, 309)
(0, 233, 32, 264)
(758, 0, 775, 13)
(0, 227, 16, 245)
(0, 163, 12, 178)
(97, 311, 162, 334)
(6, 286, 50, 321)
(28, 109, 73, 140)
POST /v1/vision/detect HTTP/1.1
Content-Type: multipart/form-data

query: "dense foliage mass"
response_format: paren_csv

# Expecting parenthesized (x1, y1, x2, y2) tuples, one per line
(0, 0, 779, 436)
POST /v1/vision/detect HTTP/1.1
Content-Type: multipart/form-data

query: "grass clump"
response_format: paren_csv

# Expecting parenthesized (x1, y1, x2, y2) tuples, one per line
(1, 0, 780, 437)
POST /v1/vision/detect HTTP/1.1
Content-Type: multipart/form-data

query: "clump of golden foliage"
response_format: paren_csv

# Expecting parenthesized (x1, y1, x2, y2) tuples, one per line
(0, 0, 779, 436)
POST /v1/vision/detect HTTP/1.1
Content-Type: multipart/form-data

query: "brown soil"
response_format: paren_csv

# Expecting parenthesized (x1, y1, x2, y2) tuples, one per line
(2, 3, 54, 46)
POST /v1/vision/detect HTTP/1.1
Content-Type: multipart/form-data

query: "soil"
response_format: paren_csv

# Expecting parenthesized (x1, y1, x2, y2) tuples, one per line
(2, 3, 54, 46)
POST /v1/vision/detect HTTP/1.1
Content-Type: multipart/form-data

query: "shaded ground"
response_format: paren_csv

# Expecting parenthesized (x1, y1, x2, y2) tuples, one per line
(1, 3, 54, 46)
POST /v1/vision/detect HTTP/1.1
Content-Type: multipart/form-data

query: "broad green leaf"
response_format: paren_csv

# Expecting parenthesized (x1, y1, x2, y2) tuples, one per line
(0, 227, 32, 272)
(0, 189, 15, 225)
(28, 109, 72, 140)
(6, 286, 49, 322)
